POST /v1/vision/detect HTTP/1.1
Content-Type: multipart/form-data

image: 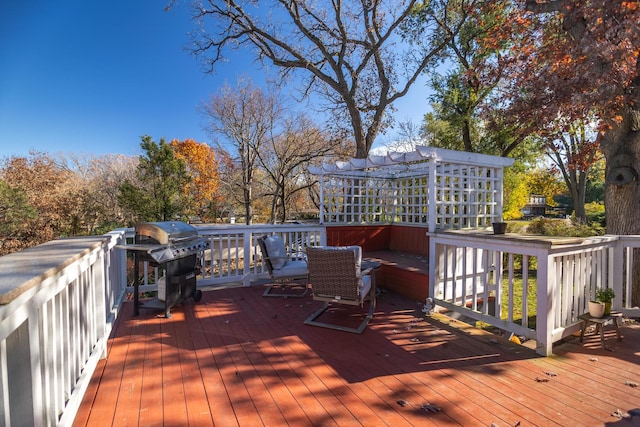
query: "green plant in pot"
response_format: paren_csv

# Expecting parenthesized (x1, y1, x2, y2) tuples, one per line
(596, 287, 615, 315)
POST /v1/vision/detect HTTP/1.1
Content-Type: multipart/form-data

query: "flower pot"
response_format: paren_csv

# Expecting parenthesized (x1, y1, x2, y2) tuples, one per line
(604, 302, 612, 315)
(588, 300, 605, 318)
(492, 222, 507, 235)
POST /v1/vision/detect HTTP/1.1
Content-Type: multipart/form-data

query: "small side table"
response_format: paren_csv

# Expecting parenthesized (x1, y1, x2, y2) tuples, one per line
(578, 312, 623, 349)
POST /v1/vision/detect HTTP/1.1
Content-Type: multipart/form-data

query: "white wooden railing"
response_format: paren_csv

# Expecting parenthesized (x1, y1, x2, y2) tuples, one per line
(429, 230, 640, 356)
(0, 231, 127, 427)
(128, 224, 326, 289)
(0, 223, 324, 427)
(3, 223, 639, 425)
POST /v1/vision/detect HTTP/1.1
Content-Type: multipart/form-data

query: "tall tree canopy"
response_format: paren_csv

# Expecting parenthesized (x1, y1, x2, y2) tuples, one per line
(489, 0, 640, 303)
(188, 0, 466, 158)
(493, 1, 639, 228)
(118, 136, 190, 223)
(202, 79, 280, 224)
(1, 152, 72, 251)
(0, 179, 36, 255)
(170, 139, 221, 222)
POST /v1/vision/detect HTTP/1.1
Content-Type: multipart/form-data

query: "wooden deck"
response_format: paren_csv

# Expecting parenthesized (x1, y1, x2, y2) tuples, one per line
(74, 284, 640, 427)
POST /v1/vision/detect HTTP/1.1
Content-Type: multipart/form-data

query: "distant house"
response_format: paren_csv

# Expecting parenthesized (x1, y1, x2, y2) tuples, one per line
(521, 194, 547, 218)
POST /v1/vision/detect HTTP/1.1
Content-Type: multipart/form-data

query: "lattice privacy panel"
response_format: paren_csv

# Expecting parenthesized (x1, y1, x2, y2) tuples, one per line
(312, 146, 512, 229)
(433, 164, 501, 229)
(319, 163, 504, 229)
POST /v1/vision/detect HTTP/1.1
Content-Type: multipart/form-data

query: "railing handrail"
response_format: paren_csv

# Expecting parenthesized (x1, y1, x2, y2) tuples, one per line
(0, 223, 324, 426)
(429, 230, 640, 356)
(0, 231, 128, 427)
(122, 223, 327, 289)
(2, 224, 637, 424)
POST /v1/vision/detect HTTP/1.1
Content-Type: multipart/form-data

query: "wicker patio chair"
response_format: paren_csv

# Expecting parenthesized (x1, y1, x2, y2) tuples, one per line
(257, 234, 309, 297)
(304, 246, 376, 333)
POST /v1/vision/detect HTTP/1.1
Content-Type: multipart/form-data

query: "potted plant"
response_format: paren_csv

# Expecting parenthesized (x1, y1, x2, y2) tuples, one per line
(588, 300, 605, 318)
(596, 287, 615, 315)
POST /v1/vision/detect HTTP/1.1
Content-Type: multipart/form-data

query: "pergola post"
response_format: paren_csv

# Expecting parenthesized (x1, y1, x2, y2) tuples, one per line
(428, 155, 437, 232)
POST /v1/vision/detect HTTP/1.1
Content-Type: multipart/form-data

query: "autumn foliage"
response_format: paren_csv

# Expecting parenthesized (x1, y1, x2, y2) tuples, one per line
(170, 139, 220, 222)
(488, 0, 640, 134)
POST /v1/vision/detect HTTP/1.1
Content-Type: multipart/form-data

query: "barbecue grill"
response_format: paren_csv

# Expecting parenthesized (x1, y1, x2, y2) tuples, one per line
(127, 221, 208, 317)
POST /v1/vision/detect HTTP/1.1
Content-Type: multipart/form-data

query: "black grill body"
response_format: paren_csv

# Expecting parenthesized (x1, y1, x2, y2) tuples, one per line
(129, 221, 206, 317)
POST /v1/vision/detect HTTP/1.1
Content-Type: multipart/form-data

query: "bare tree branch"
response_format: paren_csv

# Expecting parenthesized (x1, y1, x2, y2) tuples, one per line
(524, 0, 565, 14)
(190, 0, 461, 157)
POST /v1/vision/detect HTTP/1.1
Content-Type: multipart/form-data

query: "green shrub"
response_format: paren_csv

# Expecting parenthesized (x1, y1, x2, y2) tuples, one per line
(527, 217, 604, 237)
(506, 221, 528, 234)
(585, 201, 606, 228)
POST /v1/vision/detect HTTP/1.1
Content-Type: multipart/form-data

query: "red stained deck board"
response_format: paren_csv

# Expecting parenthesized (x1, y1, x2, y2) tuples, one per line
(74, 285, 640, 427)
(137, 316, 164, 427)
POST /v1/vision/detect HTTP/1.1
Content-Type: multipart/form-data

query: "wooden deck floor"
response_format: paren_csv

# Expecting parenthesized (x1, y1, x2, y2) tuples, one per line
(74, 284, 640, 427)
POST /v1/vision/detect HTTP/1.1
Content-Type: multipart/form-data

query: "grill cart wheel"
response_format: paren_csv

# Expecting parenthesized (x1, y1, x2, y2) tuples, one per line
(193, 289, 203, 302)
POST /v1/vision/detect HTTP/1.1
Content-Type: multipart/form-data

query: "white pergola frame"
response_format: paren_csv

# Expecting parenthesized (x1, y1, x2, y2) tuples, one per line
(309, 146, 514, 230)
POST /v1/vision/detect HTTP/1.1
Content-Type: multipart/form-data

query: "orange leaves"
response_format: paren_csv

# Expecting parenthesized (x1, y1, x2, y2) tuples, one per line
(622, 2, 639, 12)
(546, 52, 572, 74)
(494, 0, 640, 132)
(170, 139, 221, 221)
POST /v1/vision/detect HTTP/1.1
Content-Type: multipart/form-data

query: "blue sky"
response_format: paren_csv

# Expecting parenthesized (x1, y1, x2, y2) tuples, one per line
(0, 1, 429, 160)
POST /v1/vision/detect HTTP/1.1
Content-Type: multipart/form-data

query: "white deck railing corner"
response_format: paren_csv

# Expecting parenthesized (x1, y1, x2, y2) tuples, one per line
(429, 230, 640, 356)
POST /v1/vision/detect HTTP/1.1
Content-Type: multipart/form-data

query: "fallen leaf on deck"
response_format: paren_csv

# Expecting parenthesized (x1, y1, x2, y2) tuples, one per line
(397, 399, 408, 407)
(624, 380, 638, 388)
(589, 357, 598, 362)
(611, 409, 629, 419)
(544, 371, 558, 377)
(534, 377, 549, 382)
(421, 403, 442, 413)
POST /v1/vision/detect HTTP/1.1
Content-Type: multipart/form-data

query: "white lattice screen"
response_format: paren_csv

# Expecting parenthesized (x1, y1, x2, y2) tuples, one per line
(310, 147, 513, 230)
(433, 163, 502, 229)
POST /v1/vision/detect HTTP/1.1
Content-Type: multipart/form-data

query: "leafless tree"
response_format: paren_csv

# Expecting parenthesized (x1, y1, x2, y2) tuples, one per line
(87, 154, 140, 228)
(257, 115, 344, 222)
(386, 118, 424, 153)
(189, 0, 462, 158)
(59, 153, 139, 232)
(202, 79, 281, 224)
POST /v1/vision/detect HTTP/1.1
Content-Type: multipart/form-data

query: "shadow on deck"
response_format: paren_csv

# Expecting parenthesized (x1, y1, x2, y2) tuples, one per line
(74, 284, 640, 426)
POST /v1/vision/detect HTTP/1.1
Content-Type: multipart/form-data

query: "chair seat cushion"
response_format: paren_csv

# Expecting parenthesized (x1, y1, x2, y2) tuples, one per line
(359, 274, 372, 302)
(271, 259, 308, 278)
(264, 235, 288, 270)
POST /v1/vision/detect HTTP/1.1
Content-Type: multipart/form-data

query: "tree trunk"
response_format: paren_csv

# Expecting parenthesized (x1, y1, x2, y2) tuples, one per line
(600, 106, 640, 307)
(462, 118, 473, 152)
(573, 187, 587, 223)
(244, 185, 252, 225)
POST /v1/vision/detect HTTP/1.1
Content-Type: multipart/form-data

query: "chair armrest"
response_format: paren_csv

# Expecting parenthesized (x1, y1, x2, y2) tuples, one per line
(291, 251, 307, 261)
(360, 268, 373, 276)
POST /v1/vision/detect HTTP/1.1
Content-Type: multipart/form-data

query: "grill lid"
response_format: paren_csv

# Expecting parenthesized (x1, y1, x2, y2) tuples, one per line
(135, 221, 198, 244)
(127, 221, 207, 264)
